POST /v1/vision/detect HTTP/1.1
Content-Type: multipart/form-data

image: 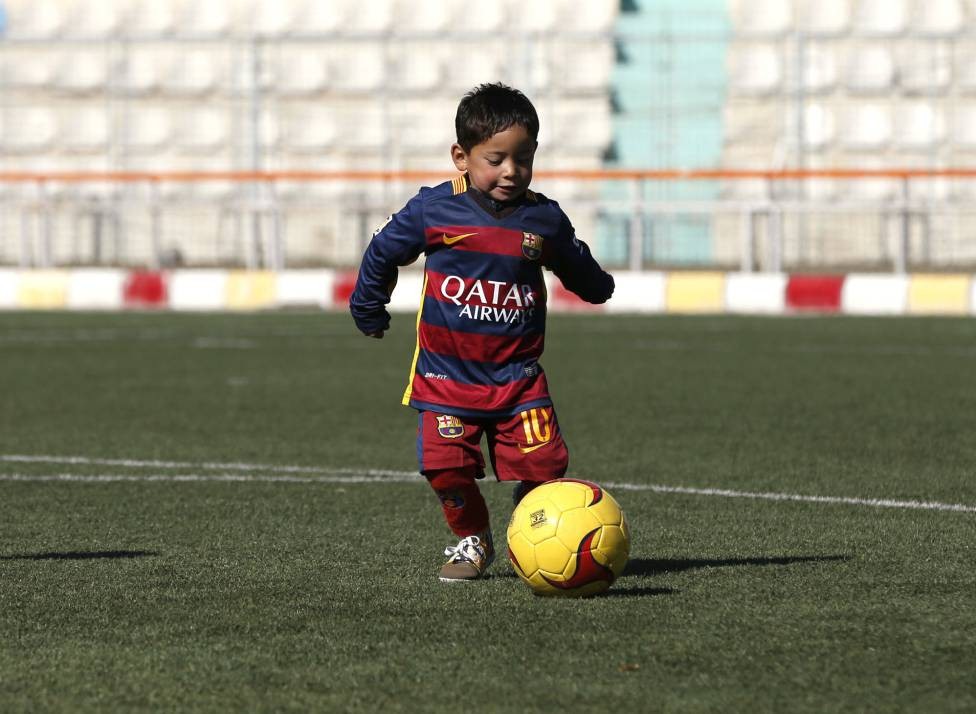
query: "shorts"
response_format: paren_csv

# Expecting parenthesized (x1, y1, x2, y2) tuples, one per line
(417, 406, 569, 482)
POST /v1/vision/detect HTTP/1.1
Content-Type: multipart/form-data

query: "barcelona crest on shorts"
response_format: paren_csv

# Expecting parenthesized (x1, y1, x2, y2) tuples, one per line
(522, 232, 544, 260)
(436, 414, 464, 439)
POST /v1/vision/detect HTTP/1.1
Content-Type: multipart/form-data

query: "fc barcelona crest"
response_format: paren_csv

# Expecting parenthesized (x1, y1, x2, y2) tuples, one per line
(522, 232, 544, 260)
(436, 414, 464, 439)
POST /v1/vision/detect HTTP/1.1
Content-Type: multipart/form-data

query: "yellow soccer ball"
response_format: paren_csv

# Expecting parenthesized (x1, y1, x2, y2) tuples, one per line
(507, 479, 630, 597)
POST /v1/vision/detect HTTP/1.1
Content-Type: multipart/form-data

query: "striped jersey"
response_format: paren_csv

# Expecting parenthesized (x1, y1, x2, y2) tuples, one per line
(350, 174, 614, 418)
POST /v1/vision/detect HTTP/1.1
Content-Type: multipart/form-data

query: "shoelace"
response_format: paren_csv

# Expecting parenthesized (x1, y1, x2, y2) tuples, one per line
(444, 535, 485, 563)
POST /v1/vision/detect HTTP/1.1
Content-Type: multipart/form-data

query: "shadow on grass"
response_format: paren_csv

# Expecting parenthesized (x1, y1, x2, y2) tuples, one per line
(599, 585, 675, 597)
(623, 554, 851, 577)
(0, 550, 159, 561)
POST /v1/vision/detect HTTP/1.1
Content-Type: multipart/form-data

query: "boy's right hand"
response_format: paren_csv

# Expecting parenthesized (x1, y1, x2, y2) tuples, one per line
(351, 307, 391, 338)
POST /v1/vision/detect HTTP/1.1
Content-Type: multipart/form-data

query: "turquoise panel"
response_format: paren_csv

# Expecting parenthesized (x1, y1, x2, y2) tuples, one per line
(598, 0, 729, 266)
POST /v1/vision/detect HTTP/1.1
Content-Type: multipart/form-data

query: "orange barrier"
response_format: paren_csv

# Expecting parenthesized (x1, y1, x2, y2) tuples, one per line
(3, 168, 976, 183)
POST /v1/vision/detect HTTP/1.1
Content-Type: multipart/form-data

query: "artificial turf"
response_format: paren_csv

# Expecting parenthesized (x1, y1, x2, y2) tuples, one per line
(1, 311, 974, 712)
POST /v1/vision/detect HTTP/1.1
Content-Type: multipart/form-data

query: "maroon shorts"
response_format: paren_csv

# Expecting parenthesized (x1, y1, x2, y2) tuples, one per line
(417, 406, 569, 482)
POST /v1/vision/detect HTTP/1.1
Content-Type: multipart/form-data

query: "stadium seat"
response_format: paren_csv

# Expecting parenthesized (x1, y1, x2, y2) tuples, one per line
(56, 49, 109, 94)
(122, 107, 172, 153)
(296, 1, 344, 33)
(463, 2, 507, 32)
(175, 108, 230, 154)
(3, 0, 64, 38)
(166, 48, 226, 96)
(120, 47, 173, 95)
(67, 0, 126, 38)
(1, 107, 59, 154)
(803, 103, 835, 152)
(556, 102, 613, 152)
(125, 0, 175, 36)
(551, 40, 615, 94)
(898, 42, 952, 95)
(838, 103, 892, 150)
(273, 46, 329, 95)
(524, 42, 551, 93)
(341, 106, 387, 151)
(894, 103, 946, 150)
(60, 106, 111, 153)
(913, 0, 964, 35)
(956, 51, 976, 93)
(258, 110, 280, 151)
(330, 44, 385, 92)
(844, 44, 894, 93)
(341, 0, 394, 33)
(722, 103, 781, 145)
(394, 99, 455, 152)
(520, 1, 559, 32)
(796, 0, 850, 36)
(2, 49, 57, 89)
(446, 41, 505, 91)
(731, 0, 793, 36)
(249, 0, 298, 37)
(852, 0, 908, 36)
(559, 0, 619, 33)
(393, 0, 458, 33)
(728, 44, 782, 95)
(389, 43, 446, 93)
(280, 108, 339, 153)
(800, 43, 838, 94)
(950, 105, 976, 147)
(180, 1, 236, 36)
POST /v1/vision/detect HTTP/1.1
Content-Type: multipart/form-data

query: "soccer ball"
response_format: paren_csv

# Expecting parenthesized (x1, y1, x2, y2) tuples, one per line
(507, 479, 630, 597)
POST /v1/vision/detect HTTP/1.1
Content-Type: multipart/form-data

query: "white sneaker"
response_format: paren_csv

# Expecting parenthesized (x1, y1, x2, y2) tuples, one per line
(438, 532, 495, 582)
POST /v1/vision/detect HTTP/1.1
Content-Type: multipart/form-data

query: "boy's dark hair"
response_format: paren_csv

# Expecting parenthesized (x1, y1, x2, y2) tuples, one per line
(455, 83, 540, 152)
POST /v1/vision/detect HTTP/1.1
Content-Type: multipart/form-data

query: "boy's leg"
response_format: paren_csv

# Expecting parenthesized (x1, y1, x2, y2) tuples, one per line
(425, 467, 490, 537)
(427, 466, 495, 581)
(416, 411, 494, 580)
(487, 406, 569, 504)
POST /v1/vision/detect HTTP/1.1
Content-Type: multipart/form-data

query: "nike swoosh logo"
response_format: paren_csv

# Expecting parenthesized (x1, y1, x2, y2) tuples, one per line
(518, 442, 549, 454)
(442, 232, 478, 245)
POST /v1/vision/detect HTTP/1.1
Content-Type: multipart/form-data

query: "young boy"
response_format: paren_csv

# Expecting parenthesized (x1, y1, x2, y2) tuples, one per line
(350, 83, 614, 582)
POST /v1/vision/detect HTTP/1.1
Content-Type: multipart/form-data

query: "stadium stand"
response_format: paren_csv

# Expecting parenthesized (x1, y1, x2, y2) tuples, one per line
(2, 0, 973, 271)
(720, 0, 976, 269)
(0, 0, 617, 269)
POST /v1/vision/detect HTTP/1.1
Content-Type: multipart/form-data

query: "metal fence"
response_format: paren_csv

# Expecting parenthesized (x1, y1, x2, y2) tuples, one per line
(4, 168, 976, 272)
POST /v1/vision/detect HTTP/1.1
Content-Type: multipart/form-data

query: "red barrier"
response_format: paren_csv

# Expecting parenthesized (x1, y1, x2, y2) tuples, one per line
(786, 274, 845, 312)
(332, 271, 358, 306)
(123, 271, 167, 308)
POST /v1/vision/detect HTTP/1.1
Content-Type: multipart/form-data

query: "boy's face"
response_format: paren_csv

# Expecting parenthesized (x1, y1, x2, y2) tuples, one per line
(451, 124, 537, 203)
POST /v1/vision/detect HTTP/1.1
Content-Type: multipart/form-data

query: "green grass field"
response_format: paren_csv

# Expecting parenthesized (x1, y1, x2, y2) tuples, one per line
(1, 311, 974, 712)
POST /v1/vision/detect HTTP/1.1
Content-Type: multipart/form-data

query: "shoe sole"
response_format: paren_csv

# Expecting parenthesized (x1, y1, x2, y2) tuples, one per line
(438, 552, 495, 582)
(438, 576, 482, 582)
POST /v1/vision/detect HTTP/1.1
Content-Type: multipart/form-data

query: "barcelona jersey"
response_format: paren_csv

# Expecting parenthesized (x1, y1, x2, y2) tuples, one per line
(350, 174, 614, 418)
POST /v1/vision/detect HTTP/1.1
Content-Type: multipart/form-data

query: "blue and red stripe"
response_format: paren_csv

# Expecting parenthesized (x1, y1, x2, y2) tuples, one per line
(419, 323, 544, 364)
(407, 372, 552, 415)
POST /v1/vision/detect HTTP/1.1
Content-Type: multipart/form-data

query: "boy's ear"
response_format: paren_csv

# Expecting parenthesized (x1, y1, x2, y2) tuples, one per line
(450, 143, 468, 172)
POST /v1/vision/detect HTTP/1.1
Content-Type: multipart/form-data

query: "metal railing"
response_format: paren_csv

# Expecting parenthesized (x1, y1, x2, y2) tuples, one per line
(3, 168, 976, 272)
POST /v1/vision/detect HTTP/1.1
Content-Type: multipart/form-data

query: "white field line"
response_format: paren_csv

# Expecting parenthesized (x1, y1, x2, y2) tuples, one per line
(0, 472, 423, 484)
(0, 326, 366, 345)
(604, 482, 976, 514)
(0, 454, 410, 478)
(1, 454, 974, 514)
